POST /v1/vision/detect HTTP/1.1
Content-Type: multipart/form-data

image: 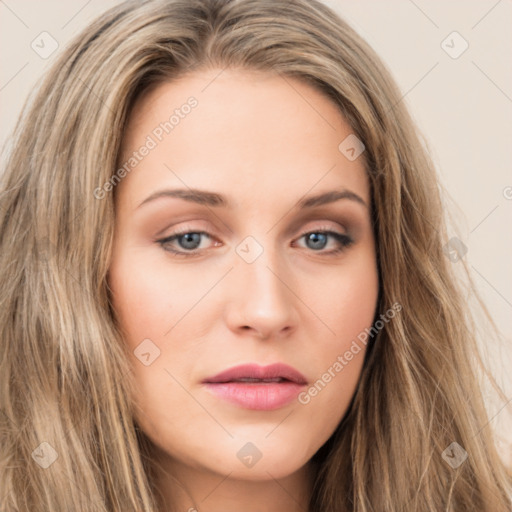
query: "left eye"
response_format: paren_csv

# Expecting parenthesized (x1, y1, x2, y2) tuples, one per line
(294, 231, 353, 253)
(156, 230, 353, 257)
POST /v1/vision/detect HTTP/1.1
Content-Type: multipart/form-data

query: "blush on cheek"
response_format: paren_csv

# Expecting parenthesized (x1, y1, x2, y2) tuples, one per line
(108, 260, 168, 348)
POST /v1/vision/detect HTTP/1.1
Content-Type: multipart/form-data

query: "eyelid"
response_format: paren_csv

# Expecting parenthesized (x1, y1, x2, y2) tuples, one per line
(157, 219, 349, 243)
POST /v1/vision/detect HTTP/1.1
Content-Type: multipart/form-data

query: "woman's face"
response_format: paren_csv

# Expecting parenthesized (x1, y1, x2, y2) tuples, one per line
(107, 68, 378, 482)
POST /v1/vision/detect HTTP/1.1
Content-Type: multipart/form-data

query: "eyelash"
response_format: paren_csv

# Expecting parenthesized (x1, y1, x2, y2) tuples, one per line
(156, 226, 354, 258)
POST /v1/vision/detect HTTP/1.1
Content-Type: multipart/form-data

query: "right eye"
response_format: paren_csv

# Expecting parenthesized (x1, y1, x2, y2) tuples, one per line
(156, 229, 220, 257)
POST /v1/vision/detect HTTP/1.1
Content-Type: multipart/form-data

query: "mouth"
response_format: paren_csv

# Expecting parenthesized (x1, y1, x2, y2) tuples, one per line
(202, 363, 307, 410)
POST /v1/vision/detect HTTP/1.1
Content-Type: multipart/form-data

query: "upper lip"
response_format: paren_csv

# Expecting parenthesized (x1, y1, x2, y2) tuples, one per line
(202, 363, 308, 385)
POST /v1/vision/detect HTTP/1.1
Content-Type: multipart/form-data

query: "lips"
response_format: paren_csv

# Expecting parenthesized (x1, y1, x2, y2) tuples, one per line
(202, 363, 307, 411)
(202, 363, 308, 385)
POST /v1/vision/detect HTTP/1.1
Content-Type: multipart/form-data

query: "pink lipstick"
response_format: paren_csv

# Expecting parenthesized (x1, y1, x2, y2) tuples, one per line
(202, 363, 307, 411)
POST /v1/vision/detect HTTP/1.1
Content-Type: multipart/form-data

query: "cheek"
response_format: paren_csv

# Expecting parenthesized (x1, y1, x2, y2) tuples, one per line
(108, 249, 200, 348)
(308, 247, 379, 359)
(296, 256, 378, 438)
(108, 252, 209, 445)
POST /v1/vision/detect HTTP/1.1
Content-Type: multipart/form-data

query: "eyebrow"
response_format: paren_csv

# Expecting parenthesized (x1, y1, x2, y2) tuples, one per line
(136, 187, 367, 210)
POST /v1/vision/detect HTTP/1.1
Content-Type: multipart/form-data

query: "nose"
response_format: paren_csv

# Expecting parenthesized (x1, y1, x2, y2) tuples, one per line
(224, 244, 299, 340)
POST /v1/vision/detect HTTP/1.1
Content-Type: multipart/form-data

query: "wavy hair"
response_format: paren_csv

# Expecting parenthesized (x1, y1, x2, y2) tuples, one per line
(1, 0, 511, 510)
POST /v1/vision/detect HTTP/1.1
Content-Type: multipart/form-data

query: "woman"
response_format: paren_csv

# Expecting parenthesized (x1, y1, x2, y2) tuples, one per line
(1, 0, 510, 510)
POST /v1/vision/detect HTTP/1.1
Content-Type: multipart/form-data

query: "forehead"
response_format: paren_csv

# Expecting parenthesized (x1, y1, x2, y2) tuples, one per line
(116, 68, 369, 211)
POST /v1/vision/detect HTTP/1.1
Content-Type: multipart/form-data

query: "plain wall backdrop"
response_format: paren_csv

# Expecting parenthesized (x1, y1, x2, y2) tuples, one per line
(1, 0, 511, 461)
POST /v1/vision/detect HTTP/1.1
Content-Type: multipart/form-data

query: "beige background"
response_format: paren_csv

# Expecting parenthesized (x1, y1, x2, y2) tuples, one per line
(1, 0, 511, 458)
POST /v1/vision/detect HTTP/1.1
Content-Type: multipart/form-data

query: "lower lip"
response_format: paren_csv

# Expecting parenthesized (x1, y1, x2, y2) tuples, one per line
(203, 381, 306, 410)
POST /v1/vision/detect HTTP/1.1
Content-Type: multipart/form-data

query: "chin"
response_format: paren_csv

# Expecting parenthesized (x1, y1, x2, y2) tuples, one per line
(205, 437, 314, 480)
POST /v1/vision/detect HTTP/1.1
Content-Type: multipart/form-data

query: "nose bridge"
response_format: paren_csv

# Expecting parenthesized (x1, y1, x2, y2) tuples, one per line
(237, 233, 288, 302)
(228, 232, 298, 335)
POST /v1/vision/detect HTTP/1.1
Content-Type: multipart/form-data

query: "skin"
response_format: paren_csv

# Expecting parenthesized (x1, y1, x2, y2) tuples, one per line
(107, 67, 379, 512)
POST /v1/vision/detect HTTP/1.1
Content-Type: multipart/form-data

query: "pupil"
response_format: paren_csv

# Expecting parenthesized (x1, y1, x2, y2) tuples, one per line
(180, 233, 201, 249)
(307, 233, 327, 250)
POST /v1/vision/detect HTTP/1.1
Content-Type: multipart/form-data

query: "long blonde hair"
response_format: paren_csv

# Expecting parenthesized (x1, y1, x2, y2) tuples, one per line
(1, 0, 510, 510)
